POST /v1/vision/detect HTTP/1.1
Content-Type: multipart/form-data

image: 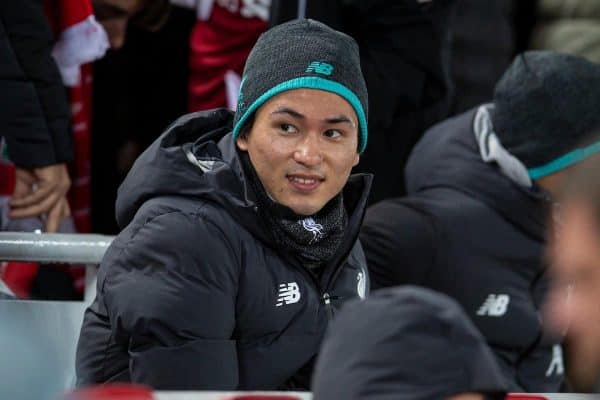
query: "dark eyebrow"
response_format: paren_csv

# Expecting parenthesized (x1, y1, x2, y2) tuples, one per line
(272, 107, 355, 127)
(272, 107, 305, 119)
(325, 115, 355, 127)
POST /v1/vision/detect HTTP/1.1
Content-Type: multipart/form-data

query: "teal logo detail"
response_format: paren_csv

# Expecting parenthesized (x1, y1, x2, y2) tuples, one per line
(306, 61, 333, 76)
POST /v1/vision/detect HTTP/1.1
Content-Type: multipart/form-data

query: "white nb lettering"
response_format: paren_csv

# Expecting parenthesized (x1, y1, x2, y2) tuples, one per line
(477, 294, 510, 317)
(276, 282, 301, 307)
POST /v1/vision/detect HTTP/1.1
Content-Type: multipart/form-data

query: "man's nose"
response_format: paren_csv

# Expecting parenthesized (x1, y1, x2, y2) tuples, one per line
(293, 134, 323, 167)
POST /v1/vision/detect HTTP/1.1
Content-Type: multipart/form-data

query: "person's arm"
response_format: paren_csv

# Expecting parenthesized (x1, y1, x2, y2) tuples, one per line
(0, 1, 73, 232)
(0, 0, 73, 167)
(102, 211, 240, 389)
(360, 198, 438, 290)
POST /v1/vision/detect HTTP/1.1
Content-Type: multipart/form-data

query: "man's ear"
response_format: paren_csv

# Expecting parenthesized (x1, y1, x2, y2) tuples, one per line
(236, 135, 249, 151)
(353, 153, 360, 167)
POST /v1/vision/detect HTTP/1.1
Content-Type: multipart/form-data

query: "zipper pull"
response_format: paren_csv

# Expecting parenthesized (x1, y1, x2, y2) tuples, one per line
(323, 292, 338, 320)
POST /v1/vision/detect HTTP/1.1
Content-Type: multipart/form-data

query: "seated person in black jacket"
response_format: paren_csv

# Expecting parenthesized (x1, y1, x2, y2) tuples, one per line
(76, 19, 372, 390)
(360, 51, 600, 392)
(312, 286, 507, 400)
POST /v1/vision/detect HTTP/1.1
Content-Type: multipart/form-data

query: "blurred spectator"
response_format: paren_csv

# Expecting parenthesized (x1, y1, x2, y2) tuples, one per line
(0, 0, 82, 300)
(449, 0, 514, 113)
(87, 0, 170, 235)
(77, 19, 371, 390)
(361, 51, 600, 392)
(1, 0, 169, 298)
(312, 286, 507, 400)
(45, 0, 109, 234)
(270, 0, 457, 204)
(547, 155, 600, 392)
(531, 0, 600, 63)
(92, 0, 170, 49)
(0, 1, 74, 233)
(450, 0, 538, 113)
(180, 0, 270, 112)
(91, 3, 192, 234)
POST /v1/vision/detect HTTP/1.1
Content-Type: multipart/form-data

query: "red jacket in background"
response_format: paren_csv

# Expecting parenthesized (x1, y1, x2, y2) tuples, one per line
(188, 0, 269, 112)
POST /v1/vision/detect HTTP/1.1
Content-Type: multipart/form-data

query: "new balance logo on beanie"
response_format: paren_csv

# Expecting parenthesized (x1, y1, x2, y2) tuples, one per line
(306, 61, 334, 76)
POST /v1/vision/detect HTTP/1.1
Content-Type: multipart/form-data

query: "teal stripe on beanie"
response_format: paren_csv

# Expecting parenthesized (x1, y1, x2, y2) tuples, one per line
(528, 140, 600, 179)
(232, 76, 368, 153)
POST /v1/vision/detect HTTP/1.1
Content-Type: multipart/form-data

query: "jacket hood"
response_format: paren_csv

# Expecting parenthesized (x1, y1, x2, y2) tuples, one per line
(312, 286, 508, 400)
(405, 108, 550, 240)
(116, 109, 372, 246)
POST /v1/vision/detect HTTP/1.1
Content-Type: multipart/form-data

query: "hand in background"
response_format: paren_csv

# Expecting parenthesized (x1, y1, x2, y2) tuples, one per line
(9, 163, 71, 232)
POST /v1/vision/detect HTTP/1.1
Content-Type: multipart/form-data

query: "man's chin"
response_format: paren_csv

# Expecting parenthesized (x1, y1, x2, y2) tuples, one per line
(283, 200, 322, 216)
(290, 206, 321, 216)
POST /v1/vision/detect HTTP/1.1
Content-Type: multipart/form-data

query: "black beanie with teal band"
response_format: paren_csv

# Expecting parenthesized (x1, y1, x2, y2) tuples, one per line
(492, 51, 600, 179)
(232, 19, 369, 153)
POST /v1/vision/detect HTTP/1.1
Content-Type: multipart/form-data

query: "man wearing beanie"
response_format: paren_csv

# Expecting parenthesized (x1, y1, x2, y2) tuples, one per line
(76, 19, 372, 389)
(361, 50, 600, 392)
(312, 286, 508, 400)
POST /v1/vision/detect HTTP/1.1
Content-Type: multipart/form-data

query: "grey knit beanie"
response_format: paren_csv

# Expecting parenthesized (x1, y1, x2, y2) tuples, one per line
(232, 19, 369, 153)
(492, 51, 600, 179)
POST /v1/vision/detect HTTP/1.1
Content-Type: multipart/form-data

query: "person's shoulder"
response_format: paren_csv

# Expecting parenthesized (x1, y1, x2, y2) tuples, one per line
(363, 196, 437, 239)
(360, 196, 441, 287)
(125, 195, 240, 238)
(103, 197, 243, 276)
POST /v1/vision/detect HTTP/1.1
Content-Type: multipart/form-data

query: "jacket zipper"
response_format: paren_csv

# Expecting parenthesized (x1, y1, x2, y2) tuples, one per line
(299, 262, 339, 321)
(322, 293, 335, 320)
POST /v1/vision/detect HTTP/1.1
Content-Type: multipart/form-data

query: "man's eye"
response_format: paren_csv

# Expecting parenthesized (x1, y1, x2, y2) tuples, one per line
(280, 124, 298, 133)
(324, 130, 342, 139)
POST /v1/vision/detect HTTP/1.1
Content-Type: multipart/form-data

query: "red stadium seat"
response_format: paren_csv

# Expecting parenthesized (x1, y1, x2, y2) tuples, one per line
(63, 384, 153, 400)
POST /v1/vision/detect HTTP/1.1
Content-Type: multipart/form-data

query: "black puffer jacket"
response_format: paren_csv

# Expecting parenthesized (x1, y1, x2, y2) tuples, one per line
(0, 0, 72, 167)
(76, 109, 372, 390)
(360, 108, 564, 392)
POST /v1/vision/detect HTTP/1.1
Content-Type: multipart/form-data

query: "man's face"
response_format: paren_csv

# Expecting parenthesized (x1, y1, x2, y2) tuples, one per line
(237, 88, 360, 216)
(547, 200, 600, 390)
(92, 0, 147, 49)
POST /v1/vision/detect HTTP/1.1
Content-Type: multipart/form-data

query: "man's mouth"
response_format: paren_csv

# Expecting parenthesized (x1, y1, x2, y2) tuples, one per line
(287, 174, 324, 193)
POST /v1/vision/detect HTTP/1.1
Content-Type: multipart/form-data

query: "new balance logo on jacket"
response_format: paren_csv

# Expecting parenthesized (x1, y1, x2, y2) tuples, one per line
(477, 294, 510, 317)
(276, 282, 301, 307)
